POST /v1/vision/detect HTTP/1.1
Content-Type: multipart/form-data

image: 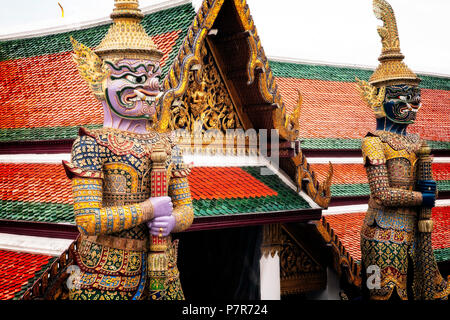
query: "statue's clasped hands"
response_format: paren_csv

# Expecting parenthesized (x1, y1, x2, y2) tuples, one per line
(147, 196, 175, 237)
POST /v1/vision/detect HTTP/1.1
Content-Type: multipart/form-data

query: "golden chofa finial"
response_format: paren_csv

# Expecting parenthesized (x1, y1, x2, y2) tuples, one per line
(94, 0, 163, 61)
(369, 0, 420, 87)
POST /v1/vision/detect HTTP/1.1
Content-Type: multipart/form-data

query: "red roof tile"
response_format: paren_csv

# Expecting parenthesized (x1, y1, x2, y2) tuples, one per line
(0, 249, 53, 300)
(0, 163, 72, 204)
(0, 30, 180, 130)
(188, 167, 278, 200)
(276, 77, 450, 142)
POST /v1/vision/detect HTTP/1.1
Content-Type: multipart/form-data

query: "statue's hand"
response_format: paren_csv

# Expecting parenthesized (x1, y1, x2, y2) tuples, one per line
(417, 180, 437, 208)
(149, 215, 176, 237)
(150, 196, 173, 218)
(417, 180, 437, 194)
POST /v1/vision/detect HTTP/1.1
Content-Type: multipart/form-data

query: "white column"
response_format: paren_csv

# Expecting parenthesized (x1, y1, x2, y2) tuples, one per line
(259, 252, 281, 300)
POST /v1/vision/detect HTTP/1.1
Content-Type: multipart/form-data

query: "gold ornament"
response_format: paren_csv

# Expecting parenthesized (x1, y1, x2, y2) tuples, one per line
(70, 37, 109, 99)
(355, 78, 386, 118)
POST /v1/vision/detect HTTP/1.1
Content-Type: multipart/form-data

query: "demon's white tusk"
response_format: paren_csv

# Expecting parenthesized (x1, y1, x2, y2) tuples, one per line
(134, 90, 146, 100)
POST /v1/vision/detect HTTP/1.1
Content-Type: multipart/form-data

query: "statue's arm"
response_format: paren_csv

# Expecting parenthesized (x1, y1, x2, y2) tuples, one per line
(70, 177, 154, 236)
(362, 136, 423, 207)
(64, 136, 154, 236)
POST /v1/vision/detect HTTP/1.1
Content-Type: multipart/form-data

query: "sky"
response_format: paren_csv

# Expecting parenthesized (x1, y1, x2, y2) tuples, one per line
(0, 0, 449, 75)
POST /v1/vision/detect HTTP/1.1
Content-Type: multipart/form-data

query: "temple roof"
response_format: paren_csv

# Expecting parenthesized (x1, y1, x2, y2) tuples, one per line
(0, 0, 449, 300)
(0, 3, 196, 142)
(0, 162, 317, 232)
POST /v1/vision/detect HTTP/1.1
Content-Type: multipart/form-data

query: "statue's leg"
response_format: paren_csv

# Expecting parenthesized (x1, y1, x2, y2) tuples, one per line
(361, 224, 410, 300)
(164, 239, 185, 300)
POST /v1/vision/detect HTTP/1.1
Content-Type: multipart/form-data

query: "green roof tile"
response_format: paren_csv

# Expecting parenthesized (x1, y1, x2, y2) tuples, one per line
(0, 200, 74, 223)
(0, 4, 196, 65)
(434, 248, 450, 263)
(0, 124, 102, 142)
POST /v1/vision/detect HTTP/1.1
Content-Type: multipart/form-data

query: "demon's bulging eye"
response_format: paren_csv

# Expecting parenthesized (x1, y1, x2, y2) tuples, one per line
(124, 74, 147, 84)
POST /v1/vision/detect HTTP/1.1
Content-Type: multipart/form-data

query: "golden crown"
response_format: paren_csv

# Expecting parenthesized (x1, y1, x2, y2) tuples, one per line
(94, 0, 163, 61)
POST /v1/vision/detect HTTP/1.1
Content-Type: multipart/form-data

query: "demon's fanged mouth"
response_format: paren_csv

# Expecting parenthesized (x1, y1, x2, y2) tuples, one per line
(120, 88, 162, 107)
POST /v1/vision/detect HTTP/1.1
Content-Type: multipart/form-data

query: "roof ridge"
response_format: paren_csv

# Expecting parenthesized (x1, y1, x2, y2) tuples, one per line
(0, 0, 192, 41)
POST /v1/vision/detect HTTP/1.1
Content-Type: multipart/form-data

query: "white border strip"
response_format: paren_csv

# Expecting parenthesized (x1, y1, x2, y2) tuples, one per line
(307, 158, 363, 164)
(323, 199, 450, 216)
(0, 0, 192, 41)
(0, 154, 70, 164)
(437, 199, 450, 207)
(322, 204, 368, 216)
(0, 233, 73, 256)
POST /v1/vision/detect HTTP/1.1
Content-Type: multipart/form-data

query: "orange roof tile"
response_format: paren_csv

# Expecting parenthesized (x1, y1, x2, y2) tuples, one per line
(324, 206, 450, 262)
(188, 167, 278, 200)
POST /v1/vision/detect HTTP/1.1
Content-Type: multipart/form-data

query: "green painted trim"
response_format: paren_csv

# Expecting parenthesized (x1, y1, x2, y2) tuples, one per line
(331, 183, 370, 197)
(0, 124, 102, 142)
(0, 200, 74, 223)
(437, 180, 450, 192)
(269, 60, 450, 91)
(434, 248, 450, 263)
(300, 138, 362, 150)
(330, 180, 450, 198)
(300, 138, 450, 151)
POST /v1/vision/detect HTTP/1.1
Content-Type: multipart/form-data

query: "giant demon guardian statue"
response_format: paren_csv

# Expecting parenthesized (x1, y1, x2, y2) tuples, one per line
(357, 0, 449, 301)
(63, 0, 194, 300)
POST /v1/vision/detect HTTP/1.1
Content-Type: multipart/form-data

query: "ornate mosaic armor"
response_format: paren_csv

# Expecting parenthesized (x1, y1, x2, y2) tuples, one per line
(64, 128, 193, 300)
(361, 130, 422, 300)
(64, 0, 195, 300)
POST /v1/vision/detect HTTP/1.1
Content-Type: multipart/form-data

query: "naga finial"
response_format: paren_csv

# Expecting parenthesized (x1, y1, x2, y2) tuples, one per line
(368, 0, 420, 88)
(373, 0, 401, 58)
